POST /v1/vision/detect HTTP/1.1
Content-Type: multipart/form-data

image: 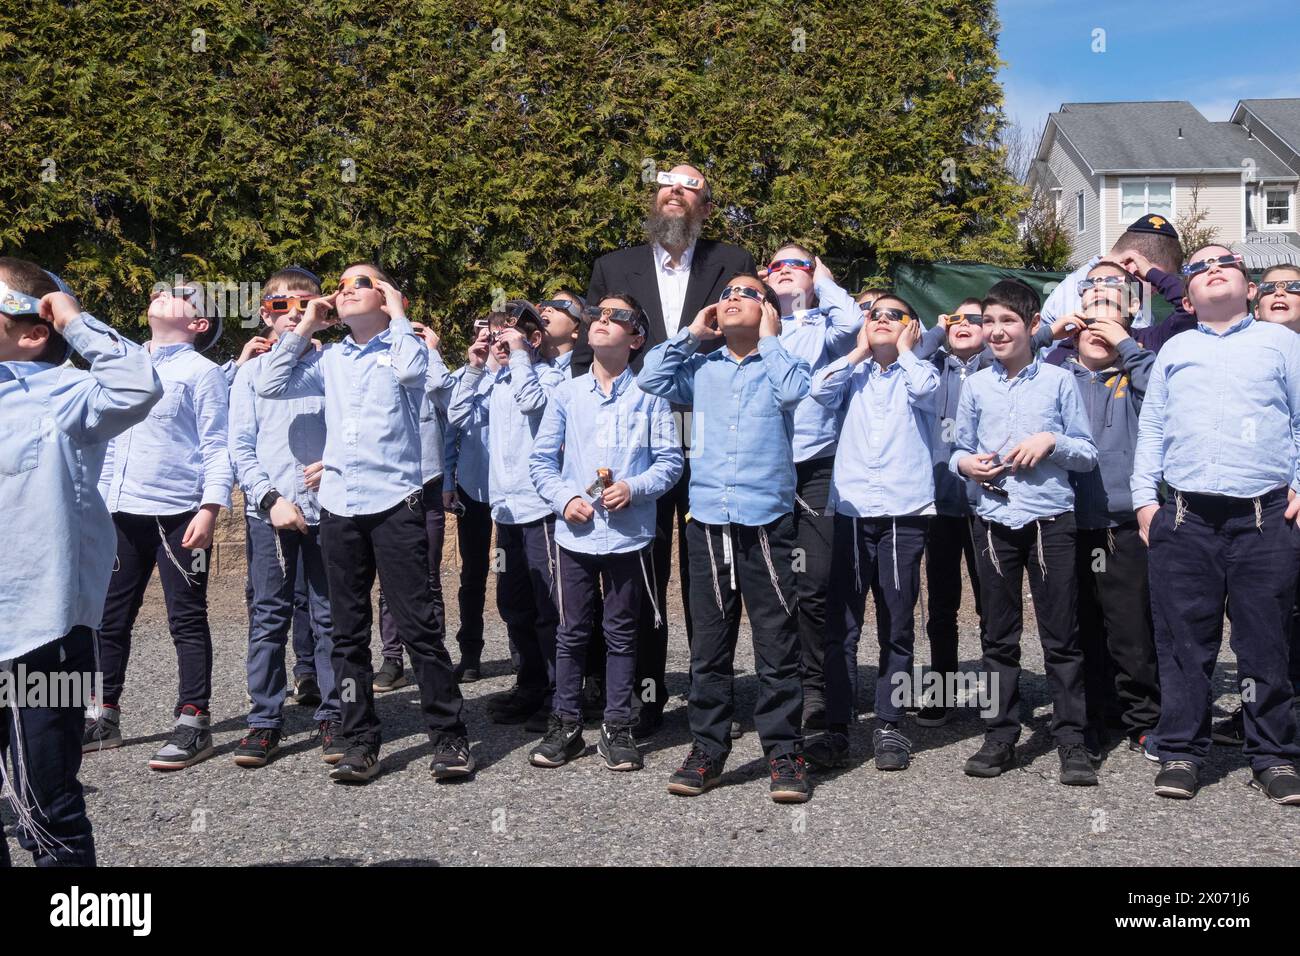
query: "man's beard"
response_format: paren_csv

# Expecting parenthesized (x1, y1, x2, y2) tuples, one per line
(643, 202, 705, 250)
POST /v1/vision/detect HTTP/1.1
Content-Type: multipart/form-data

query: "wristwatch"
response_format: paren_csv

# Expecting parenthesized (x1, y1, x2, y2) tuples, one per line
(260, 490, 282, 512)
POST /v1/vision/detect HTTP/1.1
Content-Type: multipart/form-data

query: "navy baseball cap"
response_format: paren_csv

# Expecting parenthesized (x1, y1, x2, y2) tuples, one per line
(1126, 214, 1178, 240)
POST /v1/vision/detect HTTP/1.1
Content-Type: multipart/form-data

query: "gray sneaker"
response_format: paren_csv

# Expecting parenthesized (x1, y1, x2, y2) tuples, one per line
(373, 658, 409, 693)
(148, 705, 215, 771)
(82, 703, 123, 753)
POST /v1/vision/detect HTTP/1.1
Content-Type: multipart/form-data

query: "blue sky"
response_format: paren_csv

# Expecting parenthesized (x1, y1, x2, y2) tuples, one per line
(997, 0, 1300, 132)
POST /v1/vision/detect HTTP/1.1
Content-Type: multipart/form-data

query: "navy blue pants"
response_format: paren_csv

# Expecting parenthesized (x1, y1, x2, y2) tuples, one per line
(378, 477, 446, 664)
(823, 514, 929, 726)
(552, 546, 644, 722)
(496, 515, 559, 705)
(792, 456, 835, 708)
(0, 628, 96, 867)
(291, 554, 317, 679)
(451, 486, 493, 663)
(1148, 490, 1300, 771)
(925, 513, 983, 680)
(244, 517, 339, 728)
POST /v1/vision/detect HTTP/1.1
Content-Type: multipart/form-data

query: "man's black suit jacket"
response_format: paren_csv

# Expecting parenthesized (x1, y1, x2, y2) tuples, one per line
(572, 238, 756, 376)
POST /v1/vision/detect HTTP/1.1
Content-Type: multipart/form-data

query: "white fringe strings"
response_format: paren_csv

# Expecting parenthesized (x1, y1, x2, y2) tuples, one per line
(0, 662, 75, 862)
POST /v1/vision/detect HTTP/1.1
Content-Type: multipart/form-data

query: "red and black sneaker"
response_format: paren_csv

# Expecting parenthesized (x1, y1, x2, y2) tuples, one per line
(318, 719, 345, 765)
(233, 727, 282, 768)
(666, 744, 723, 796)
(769, 752, 811, 803)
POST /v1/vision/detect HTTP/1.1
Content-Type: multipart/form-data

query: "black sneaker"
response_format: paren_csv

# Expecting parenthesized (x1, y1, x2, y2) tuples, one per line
(489, 690, 544, 724)
(430, 735, 476, 779)
(729, 720, 743, 740)
(803, 731, 850, 770)
(233, 727, 282, 768)
(318, 720, 346, 765)
(529, 714, 585, 767)
(769, 753, 811, 803)
(1154, 760, 1199, 799)
(82, 705, 123, 753)
(1058, 743, 1099, 786)
(291, 674, 321, 707)
(1211, 706, 1244, 746)
(373, 658, 408, 693)
(632, 703, 664, 739)
(330, 744, 380, 782)
(524, 706, 551, 734)
(1249, 765, 1300, 805)
(963, 739, 1016, 778)
(598, 721, 643, 771)
(666, 745, 723, 796)
(453, 657, 481, 683)
(148, 705, 215, 771)
(873, 722, 912, 771)
(915, 706, 955, 727)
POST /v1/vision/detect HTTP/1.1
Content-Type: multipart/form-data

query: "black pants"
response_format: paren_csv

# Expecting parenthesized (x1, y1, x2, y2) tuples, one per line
(1149, 490, 1300, 771)
(451, 487, 493, 663)
(320, 496, 465, 748)
(496, 515, 560, 704)
(925, 513, 983, 679)
(972, 512, 1086, 746)
(0, 628, 96, 867)
(378, 477, 446, 664)
(553, 547, 644, 723)
(98, 510, 213, 714)
(626, 459, 694, 714)
(686, 516, 802, 760)
(1076, 524, 1160, 739)
(823, 515, 929, 726)
(792, 456, 835, 708)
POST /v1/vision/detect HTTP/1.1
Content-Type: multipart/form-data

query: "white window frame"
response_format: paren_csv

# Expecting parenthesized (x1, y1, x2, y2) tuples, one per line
(1076, 191, 1085, 233)
(1117, 177, 1176, 228)
(1262, 186, 1294, 230)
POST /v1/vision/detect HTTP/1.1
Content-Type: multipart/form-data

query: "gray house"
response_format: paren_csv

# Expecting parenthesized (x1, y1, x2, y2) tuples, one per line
(1028, 99, 1300, 268)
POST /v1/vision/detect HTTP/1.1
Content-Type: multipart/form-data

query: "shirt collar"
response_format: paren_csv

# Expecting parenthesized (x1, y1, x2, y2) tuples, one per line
(589, 366, 634, 399)
(342, 325, 393, 354)
(553, 351, 573, 372)
(149, 341, 194, 364)
(991, 354, 1042, 382)
(782, 307, 825, 326)
(943, 348, 983, 371)
(1195, 313, 1254, 337)
(0, 360, 52, 383)
(653, 242, 696, 273)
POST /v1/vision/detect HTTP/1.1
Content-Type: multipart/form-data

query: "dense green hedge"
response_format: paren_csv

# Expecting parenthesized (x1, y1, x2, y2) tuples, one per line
(0, 0, 1024, 358)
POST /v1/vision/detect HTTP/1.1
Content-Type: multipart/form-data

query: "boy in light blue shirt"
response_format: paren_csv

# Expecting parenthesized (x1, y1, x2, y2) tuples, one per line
(1133, 245, 1300, 805)
(228, 266, 340, 768)
(638, 273, 813, 804)
(802, 294, 938, 773)
(90, 278, 234, 772)
(762, 244, 861, 730)
(950, 279, 1099, 786)
(257, 264, 472, 784)
(448, 302, 565, 732)
(0, 258, 161, 866)
(528, 294, 682, 771)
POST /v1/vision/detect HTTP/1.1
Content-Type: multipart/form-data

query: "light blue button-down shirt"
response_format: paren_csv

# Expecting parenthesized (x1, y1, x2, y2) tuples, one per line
(443, 363, 494, 503)
(552, 351, 574, 379)
(256, 315, 427, 518)
(779, 277, 862, 463)
(637, 329, 810, 526)
(530, 367, 683, 554)
(229, 341, 327, 525)
(950, 355, 1098, 529)
(99, 342, 233, 515)
(1, 314, 162, 660)
(1132, 315, 1300, 507)
(811, 348, 939, 517)
(449, 349, 564, 524)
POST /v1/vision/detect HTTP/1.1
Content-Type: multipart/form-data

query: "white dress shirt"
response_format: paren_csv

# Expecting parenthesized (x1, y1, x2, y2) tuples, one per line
(653, 241, 697, 337)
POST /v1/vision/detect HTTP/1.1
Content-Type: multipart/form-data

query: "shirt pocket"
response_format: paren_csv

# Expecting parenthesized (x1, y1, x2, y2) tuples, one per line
(148, 382, 184, 420)
(0, 417, 45, 477)
(742, 374, 781, 418)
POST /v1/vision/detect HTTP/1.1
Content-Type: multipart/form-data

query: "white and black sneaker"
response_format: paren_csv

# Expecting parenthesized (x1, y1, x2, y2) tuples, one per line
(430, 735, 476, 780)
(329, 744, 381, 783)
(148, 705, 215, 771)
(529, 714, 585, 767)
(598, 721, 643, 771)
(1250, 765, 1300, 805)
(82, 703, 123, 753)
